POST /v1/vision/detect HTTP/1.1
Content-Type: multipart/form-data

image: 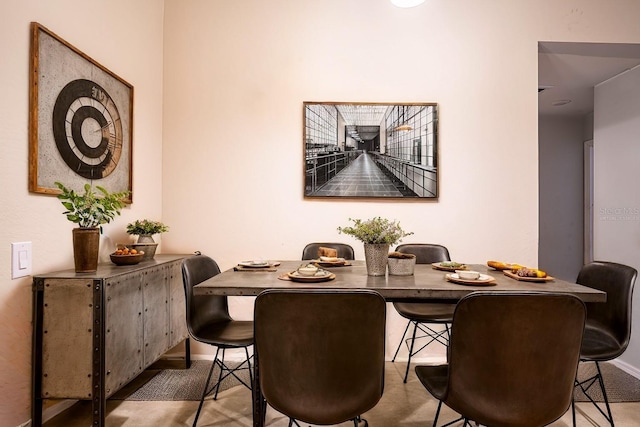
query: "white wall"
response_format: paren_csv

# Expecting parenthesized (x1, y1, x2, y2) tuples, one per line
(538, 115, 586, 281)
(594, 64, 640, 369)
(3, 0, 640, 425)
(0, 1, 164, 425)
(161, 0, 640, 359)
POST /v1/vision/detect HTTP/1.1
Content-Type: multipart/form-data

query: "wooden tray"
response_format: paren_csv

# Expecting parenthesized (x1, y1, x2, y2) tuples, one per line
(503, 270, 554, 282)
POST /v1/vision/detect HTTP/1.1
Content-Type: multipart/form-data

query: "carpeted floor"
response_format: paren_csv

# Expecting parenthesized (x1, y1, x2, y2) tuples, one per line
(113, 359, 640, 403)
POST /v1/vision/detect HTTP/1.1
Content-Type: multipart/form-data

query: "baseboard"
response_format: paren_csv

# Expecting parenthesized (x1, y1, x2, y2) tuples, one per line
(610, 358, 640, 380)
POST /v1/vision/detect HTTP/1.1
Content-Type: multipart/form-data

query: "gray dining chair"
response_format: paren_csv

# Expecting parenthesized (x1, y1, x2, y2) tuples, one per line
(571, 261, 637, 427)
(416, 291, 586, 427)
(301, 242, 355, 260)
(391, 243, 455, 382)
(181, 253, 254, 427)
(254, 289, 386, 426)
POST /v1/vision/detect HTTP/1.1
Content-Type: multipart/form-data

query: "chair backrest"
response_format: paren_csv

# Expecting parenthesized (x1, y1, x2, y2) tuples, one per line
(181, 254, 232, 340)
(445, 292, 586, 427)
(254, 289, 386, 425)
(301, 242, 355, 260)
(395, 243, 450, 264)
(576, 260, 637, 355)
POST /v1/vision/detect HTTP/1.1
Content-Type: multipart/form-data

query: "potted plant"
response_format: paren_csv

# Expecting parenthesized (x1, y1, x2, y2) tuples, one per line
(126, 219, 169, 242)
(337, 217, 413, 276)
(387, 251, 417, 276)
(55, 182, 129, 272)
(126, 219, 169, 259)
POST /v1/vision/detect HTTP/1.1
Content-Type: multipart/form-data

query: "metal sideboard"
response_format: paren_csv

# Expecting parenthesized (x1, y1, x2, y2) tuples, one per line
(32, 254, 190, 426)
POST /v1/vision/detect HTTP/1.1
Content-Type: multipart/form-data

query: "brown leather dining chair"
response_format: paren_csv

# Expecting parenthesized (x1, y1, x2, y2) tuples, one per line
(415, 291, 586, 427)
(182, 253, 254, 427)
(301, 242, 355, 260)
(391, 243, 455, 382)
(254, 289, 386, 427)
(571, 261, 637, 427)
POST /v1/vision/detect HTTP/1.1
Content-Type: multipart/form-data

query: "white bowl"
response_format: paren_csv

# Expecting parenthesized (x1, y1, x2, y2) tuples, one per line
(456, 270, 480, 280)
(297, 266, 319, 276)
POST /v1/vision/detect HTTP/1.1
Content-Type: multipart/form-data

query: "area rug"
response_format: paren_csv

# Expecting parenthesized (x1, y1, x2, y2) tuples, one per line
(113, 360, 640, 402)
(573, 362, 640, 403)
(111, 359, 250, 401)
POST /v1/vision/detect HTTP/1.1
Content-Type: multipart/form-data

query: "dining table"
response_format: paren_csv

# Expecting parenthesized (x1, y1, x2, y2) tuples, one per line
(193, 260, 606, 427)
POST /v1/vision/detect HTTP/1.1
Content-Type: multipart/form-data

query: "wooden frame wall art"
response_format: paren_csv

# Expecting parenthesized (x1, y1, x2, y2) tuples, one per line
(303, 102, 438, 200)
(29, 22, 133, 200)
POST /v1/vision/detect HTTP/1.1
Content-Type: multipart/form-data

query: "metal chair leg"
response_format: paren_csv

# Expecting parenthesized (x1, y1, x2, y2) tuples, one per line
(392, 321, 412, 362)
(193, 347, 220, 427)
(403, 321, 419, 382)
(573, 361, 615, 427)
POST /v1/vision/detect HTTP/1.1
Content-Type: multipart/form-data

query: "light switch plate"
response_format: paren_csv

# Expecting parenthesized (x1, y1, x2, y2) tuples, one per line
(11, 241, 32, 279)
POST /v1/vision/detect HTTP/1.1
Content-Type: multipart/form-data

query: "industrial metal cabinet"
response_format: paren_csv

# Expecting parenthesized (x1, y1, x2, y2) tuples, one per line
(32, 255, 189, 426)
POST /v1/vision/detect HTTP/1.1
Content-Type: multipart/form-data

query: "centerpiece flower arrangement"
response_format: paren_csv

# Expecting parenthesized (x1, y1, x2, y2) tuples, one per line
(338, 217, 413, 276)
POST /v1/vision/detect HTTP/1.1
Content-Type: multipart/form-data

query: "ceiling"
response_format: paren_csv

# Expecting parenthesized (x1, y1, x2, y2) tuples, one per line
(538, 42, 640, 117)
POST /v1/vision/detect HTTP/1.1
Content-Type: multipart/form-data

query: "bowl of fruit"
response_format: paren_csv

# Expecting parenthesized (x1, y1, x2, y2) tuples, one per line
(110, 247, 145, 265)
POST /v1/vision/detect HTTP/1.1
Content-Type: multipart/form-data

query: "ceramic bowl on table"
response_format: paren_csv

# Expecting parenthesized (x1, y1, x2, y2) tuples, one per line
(110, 253, 144, 265)
(456, 270, 481, 280)
(297, 264, 320, 276)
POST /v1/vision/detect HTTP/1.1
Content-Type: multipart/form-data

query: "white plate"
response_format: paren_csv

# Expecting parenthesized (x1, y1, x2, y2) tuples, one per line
(238, 260, 270, 268)
(287, 270, 335, 282)
(432, 262, 467, 271)
(445, 273, 496, 286)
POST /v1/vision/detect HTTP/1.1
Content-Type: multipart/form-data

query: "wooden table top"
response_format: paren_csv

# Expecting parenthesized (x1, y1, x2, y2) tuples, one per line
(194, 260, 606, 302)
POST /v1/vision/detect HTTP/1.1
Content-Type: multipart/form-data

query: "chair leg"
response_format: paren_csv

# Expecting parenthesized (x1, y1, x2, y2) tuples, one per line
(354, 415, 369, 426)
(573, 361, 615, 427)
(396, 321, 451, 383)
(392, 321, 412, 362)
(403, 321, 419, 383)
(432, 400, 442, 427)
(193, 347, 220, 427)
(595, 361, 615, 427)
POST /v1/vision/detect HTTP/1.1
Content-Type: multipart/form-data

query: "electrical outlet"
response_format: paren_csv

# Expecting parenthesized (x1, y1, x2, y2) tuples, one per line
(11, 241, 32, 279)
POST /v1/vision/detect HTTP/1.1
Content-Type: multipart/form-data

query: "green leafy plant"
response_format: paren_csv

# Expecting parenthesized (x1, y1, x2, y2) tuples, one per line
(337, 217, 413, 245)
(126, 219, 169, 236)
(55, 182, 130, 229)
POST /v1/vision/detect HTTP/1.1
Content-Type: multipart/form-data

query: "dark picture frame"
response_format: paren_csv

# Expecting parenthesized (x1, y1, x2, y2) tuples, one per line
(303, 102, 438, 199)
(29, 22, 133, 201)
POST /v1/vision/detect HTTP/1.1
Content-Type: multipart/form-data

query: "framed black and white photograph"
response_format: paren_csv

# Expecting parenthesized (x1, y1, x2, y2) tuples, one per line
(303, 102, 438, 200)
(29, 22, 133, 200)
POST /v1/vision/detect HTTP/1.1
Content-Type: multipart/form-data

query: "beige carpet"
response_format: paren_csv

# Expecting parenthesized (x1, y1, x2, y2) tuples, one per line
(113, 359, 640, 403)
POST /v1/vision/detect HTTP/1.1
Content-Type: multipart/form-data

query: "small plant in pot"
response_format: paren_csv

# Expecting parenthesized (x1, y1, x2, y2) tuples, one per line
(338, 217, 413, 276)
(126, 219, 169, 259)
(55, 182, 130, 273)
(387, 251, 417, 276)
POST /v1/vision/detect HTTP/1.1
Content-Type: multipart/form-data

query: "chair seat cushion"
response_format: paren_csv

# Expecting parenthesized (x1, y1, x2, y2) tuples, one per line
(393, 302, 456, 322)
(193, 320, 254, 347)
(581, 323, 626, 361)
(415, 364, 449, 400)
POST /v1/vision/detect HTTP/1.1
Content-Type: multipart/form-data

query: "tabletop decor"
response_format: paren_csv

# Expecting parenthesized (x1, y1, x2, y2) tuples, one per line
(338, 217, 413, 276)
(29, 23, 133, 200)
(55, 181, 130, 272)
(387, 251, 416, 276)
(126, 219, 168, 259)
